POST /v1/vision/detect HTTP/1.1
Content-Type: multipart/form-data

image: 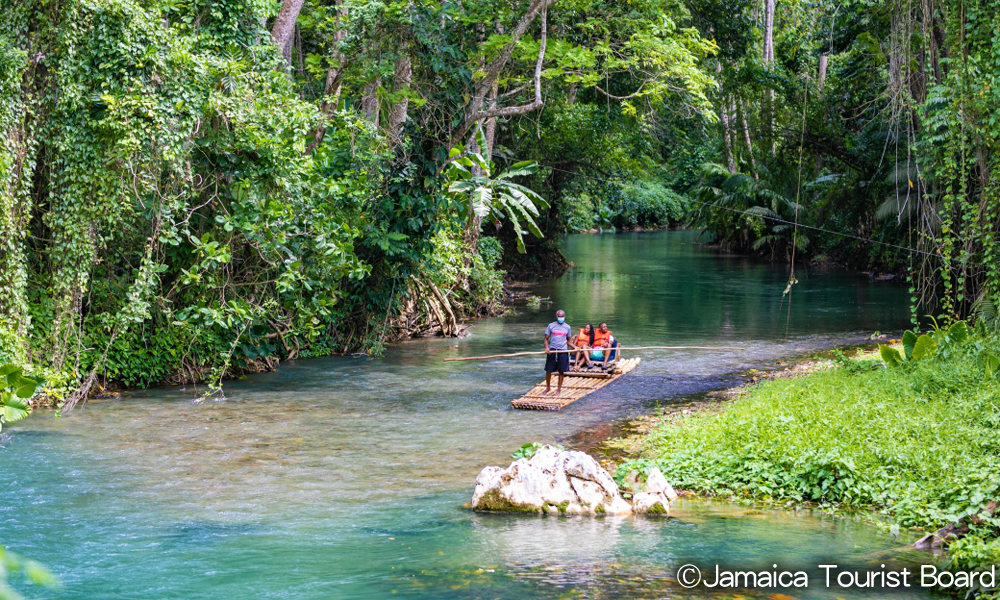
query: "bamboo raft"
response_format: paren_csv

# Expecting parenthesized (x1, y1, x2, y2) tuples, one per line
(511, 357, 641, 410)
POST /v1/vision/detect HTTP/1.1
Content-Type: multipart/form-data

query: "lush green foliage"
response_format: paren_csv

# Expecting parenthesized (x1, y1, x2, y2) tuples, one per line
(0, 0, 716, 396)
(444, 141, 548, 253)
(662, 0, 1000, 326)
(621, 335, 1000, 595)
(563, 179, 688, 232)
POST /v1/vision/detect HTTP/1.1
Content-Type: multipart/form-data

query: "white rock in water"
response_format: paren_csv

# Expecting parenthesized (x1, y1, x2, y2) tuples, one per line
(644, 467, 678, 501)
(470, 446, 632, 515)
(632, 491, 670, 515)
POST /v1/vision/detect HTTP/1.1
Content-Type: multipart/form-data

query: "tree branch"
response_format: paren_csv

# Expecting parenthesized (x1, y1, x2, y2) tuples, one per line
(593, 81, 647, 100)
(476, 10, 546, 120)
(447, 0, 552, 149)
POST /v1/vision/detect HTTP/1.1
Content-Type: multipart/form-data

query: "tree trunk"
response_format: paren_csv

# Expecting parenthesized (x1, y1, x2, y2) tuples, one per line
(484, 82, 499, 158)
(721, 103, 737, 174)
(361, 79, 381, 124)
(482, 21, 503, 159)
(818, 54, 828, 89)
(308, 1, 347, 150)
(738, 98, 758, 178)
(763, 0, 776, 151)
(716, 62, 737, 173)
(763, 0, 775, 66)
(387, 53, 412, 149)
(271, 0, 306, 66)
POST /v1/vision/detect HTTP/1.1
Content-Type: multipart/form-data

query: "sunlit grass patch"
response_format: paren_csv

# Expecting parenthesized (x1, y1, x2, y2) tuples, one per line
(619, 336, 1000, 590)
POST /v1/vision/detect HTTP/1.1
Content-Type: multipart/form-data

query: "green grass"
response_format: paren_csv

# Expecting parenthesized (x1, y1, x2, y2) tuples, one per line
(619, 341, 1000, 590)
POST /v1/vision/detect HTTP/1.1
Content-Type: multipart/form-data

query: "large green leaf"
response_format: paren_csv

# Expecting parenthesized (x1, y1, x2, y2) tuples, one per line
(948, 321, 970, 345)
(911, 334, 937, 360)
(469, 152, 489, 173)
(498, 160, 538, 180)
(981, 352, 1000, 379)
(475, 127, 489, 165)
(503, 186, 540, 216)
(471, 186, 493, 219)
(0, 392, 30, 423)
(447, 180, 476, 193)
(902, 330, 917, 360)
(15, 378, 41, 399)
(880, 345, 902, 368)
(4, 367, 23, 387)
(503, 205, 529, 253)
(0, 364, 19, 379)
(504, 182, 548, 209)
(503, 193, 543, 237)
(446, 161, 471, 179)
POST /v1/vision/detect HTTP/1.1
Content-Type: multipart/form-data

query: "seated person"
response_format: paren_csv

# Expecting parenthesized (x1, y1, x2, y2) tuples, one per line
(591, 323, 615, 368)
(572, 323, 596, 368)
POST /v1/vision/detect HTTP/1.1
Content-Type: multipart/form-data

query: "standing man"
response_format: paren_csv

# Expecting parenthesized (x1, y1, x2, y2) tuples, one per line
(544, 310, 575, 396)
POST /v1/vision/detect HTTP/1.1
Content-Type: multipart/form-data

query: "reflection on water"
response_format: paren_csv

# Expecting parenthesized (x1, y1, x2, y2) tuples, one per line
(2, 232, 930, 599)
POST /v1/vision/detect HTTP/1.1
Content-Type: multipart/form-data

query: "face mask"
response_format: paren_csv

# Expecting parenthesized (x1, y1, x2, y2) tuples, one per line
(557, 317, 565, 323)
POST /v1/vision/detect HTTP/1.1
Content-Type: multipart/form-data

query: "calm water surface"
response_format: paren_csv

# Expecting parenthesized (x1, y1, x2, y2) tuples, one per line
(3, 232, 936, 599)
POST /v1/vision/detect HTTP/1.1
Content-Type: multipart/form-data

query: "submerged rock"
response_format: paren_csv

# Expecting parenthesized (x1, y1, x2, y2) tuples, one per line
(469, 446, 654, 516)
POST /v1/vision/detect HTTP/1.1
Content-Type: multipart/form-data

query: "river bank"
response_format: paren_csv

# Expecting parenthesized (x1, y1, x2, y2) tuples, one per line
(606, 334, 1000, 597)
(599, 346, 860, 460)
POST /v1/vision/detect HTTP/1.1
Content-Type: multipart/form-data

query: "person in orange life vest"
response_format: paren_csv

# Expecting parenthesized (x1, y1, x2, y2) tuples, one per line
(572, 323, 596, 369)
(543, 309, 576, 396)
(591, 323, 615, 369)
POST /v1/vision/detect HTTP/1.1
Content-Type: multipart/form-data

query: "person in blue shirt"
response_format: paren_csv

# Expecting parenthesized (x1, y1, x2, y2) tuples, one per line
(543, 309, 575, 396)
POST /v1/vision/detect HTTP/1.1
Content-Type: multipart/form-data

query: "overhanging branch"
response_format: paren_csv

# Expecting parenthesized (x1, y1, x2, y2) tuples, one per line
(447, 0, 552, 149)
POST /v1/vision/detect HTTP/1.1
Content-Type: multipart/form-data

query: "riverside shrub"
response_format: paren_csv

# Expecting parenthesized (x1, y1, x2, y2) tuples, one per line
(620, 337, 1000, 594)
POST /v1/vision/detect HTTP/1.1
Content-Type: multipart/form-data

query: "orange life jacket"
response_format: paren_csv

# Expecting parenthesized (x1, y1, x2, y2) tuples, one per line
(593, 330, 612, 347)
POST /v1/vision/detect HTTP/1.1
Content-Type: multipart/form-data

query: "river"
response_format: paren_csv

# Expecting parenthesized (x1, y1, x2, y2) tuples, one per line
(2, 231, 938, 599)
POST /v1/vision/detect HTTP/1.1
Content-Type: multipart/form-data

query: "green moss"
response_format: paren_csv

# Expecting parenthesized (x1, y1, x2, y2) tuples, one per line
(557, 501, 570, 513)
(645, 502, 667, 514)
(594, 504, 606, 514)
(474, 491, 541, 514)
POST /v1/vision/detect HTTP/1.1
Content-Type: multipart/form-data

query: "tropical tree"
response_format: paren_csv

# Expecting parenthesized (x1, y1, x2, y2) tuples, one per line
(444, 131, 549, 253)
(692, 163, 807, 259)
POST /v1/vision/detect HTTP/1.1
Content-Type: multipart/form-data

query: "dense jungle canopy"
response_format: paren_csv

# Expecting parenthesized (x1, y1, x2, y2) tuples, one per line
(1, 0, 999, 401)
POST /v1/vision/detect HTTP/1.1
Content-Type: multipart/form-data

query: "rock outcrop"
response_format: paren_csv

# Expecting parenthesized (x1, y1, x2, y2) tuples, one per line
(469, 446, 674, 516)
(470, 446, 632, 515)
(621, 466, 676, 515)
(631, 467, 677, 515)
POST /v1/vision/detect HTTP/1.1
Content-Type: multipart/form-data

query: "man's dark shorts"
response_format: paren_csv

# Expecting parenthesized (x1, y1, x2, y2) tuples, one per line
(545, 352, 570, 373)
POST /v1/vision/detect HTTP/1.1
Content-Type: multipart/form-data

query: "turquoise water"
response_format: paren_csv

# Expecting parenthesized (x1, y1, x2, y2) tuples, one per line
(3, 231, 936, 599)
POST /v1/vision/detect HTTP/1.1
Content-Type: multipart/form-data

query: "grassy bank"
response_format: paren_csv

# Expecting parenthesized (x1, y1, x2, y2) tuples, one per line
(616, 330, 1000, 593)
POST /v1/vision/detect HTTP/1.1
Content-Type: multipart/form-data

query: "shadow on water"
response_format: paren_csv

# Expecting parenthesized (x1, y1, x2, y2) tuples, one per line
(2, 231, 936, 599)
